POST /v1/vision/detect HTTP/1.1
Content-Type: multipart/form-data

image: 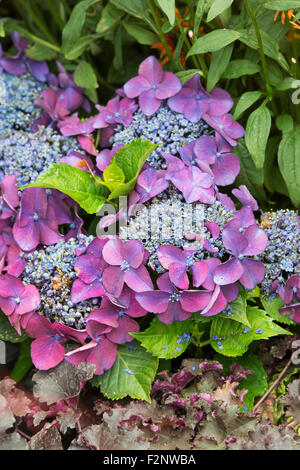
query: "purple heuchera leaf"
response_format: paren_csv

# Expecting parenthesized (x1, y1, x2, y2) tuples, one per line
(135, 273, 211, 324)
(13, 188, 63, 252)
(124, 56, 182, 116)
(102, 236, 153, 297)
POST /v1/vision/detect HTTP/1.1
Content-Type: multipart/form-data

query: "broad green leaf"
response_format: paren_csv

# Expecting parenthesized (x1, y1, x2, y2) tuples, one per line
(276, 77, 299, 91)
(62, 0, 100, 53)
(26, 43, 56, 61)
(110, 0, 156, 31)
(207, 0, 234, 23)
(10, 339, 33, 383)
(239, 29, 289, 71)
(102, 159, 125, 192)
(187, 29, 240, 56)
(176, 69, 202, 83)
(234, 140, 266, 201)
(264, 1, 300, 9)
(92, 342, 158, 402)
(278, 126, 300, 207)
(219, 290, 251, 327)
(131, 317, 193, 359)
(74, 61, 98, 89)
(194, 0, 208, 38)
(0, 312, 27, 343)
(64, 34, 103, 60)
(245, 104, 271, 169)
(216, 352, 268, 410)
(96, 3, 123, 33)
(233, 91, 263, 120)
(260, 295, 295, 326)
(276, 114, 294, 134)
(210, 306, 291, 357)
(156, 0, 175, 25)
(108, 139, 157, 200)
(222, 59, 260, 79)
(123, 21, 158, 45)
(23, 163, 108, 214)
(264, 136, 289, 196)
(207, 43, 233, 92)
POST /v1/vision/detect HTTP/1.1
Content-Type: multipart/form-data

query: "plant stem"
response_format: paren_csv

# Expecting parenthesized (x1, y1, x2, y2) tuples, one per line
(198, 339, 212, 348)
(20, 0, 59, 46)
(175, 15, 201, 71)
(253, 357, 292, 413)
(245, 0, 277, 114)
(147, 0, 174, 65)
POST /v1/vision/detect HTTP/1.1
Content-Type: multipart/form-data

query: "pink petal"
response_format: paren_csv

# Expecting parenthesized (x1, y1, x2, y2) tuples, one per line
(31, 337, 65, 370)
(213, 258, 244, 285)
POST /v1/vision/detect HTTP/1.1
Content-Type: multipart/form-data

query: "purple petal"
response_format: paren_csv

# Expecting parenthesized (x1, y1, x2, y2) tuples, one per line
(155, 72, 182, 99)
(169, 263, 189, 290)
(107, 315, 139, 344)
(157, 245, 186, 269)
(139, 56, 163, 84)
(125, 265, 153, 292)
(102, 237, 124, 265)
(31, 337, 65, 370)
(180, 290, 211, 313)
(191, 260, 209, 287)
(135, 291, 170, 313)
(239, 258, 265, 289)
(243, 226, 268, 256)
(139, 89, 161, 116)
(213, 258, 244, 285)
(212, 153, 240, 186)
(123, 240, 144, 268)
(102, 266, 125, 297)
(124, 75, 150, 98)
(70, 278, 105, 303)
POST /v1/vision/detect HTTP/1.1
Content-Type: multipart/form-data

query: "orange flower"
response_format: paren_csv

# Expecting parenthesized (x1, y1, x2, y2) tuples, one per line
(274, 9, 294, 24)
(274, 9, 300, 41)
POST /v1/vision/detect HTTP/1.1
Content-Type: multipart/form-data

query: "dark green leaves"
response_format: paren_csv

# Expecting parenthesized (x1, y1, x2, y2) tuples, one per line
(156, 0, 175, 26)
(207, 44, 233, 92)
(222, 60, 260, 79)
(131, 317, 193, 359)
(92, 342, 158, 403)
(207, 0, 234, 23)
(233, 91, 263, 120)
(23, 163, 108, 214)
(0, 312, 27, 343)
(245, 103, 272, 169)
(74, 61, 98, 89)
(278, 126, 300, 207)
(23, 139, 156, 214)
(264, 1, 300, 9)
(187, 29, 240, 56)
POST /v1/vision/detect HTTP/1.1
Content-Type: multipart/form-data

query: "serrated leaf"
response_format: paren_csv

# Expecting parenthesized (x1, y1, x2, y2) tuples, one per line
(92, 342, 158, 403)
(211, 306, 291, 357)
(108, 139, 157, 200)
(102, 159, 125, 192)
(264, 1, 300, 9)
(0, 312, 27, 343)
(207, 0, 234, 23)
(207, 43, 233, 92)
(222, 60, 260, 79)
(74, 61, 98, 89)
(131, 317, 193, 359)
(23, 163, 108, 214)
(245, 104, 271, 169)
(216, 352, 268, 410)
(219, 291, 251, 327)
(187, 29, 240, 56)
(278, 126, 300, 207)
(156, 0, 175, 26)
(233, 91, 263, 120)
(62, 0, 100, 53)
(260, 295, 295, 326)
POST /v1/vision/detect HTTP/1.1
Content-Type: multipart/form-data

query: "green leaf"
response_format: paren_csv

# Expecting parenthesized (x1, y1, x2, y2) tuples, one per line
(210, 306, 291, 357)
(102, 159, 125, 192)
(239, 29, 289, 71)
(207, 43, 233, 92)
(0, 312, 27, 343)
(62, 0, 100, 53)
(156, 0, 175, 25)
(64, 34, 103, 60)
(92, 342, 158, 403)
(74, 61, 98, 89)
(278, 126, 300, 207)
(219, 290, 251, 327)
(234, 140, 266, 202)
(96, 3, 123, 33)
(25, 43, 56, 61)
(131, 317, 193, 359)
(187, 29, 240, 56)
(110, 0, 156, 31)
(245, 103, 271, 170)
(123, 20, 158, 45)
(176, 69, 202, 84)
(216, 352, 268, 410)
(207, 0, 234, 23)
(10, 339, 33, 383)
(23, 163, 108, 214)
(233, 91, 263, 120)
(108, 139, 157, 200)
(264, 1, 300, 9)
(194, 0, 208, 38)
(260, 295, 295, 326)
(276, 77, 299, 91)
(222, 59, 260, 79)
(276, 114, 294, 134)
